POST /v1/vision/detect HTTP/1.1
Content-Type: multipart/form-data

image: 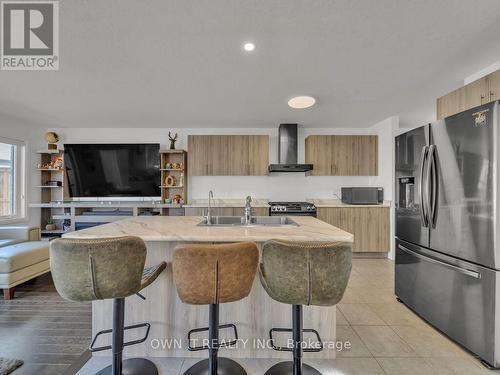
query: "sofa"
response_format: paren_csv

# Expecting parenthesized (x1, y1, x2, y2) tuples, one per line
(0, 227, 50, 300)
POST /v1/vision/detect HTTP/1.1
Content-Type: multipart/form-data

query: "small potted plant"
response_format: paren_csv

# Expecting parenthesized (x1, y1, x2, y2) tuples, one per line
(46, 217, 56, 231)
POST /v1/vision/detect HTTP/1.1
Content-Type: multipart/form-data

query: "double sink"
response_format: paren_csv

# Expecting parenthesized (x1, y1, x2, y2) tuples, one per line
(197, 216, 298, 227)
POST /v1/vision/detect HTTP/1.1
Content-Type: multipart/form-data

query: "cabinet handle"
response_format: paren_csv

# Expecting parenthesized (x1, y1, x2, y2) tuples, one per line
(480, 94, 485, 105)
(491, 91, 495, 101)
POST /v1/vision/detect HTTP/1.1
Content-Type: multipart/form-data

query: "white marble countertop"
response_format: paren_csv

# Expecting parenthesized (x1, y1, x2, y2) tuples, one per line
(63, 216, 353, 243)
(306, 199, 391, 208)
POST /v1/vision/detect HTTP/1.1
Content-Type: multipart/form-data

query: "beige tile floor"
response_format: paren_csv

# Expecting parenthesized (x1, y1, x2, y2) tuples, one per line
(78, 259, 492, 374)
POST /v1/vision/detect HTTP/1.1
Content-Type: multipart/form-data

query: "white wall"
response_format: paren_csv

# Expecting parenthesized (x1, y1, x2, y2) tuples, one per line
(373, 116, 399, 259)
(52, 117, 398, 203)
(1, 114, 45, 227)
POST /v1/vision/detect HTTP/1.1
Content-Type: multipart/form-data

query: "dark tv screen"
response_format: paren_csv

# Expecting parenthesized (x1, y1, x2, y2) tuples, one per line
(64, 144, 160, 197)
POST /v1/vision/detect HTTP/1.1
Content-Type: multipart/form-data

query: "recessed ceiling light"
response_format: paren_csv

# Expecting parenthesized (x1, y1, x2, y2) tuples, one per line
(288, 96, 316, 109)
(243, 42, 255, 52)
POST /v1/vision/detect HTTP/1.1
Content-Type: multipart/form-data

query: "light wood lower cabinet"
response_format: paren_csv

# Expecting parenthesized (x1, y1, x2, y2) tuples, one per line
(184, 207, 269, 216)
(317, 207, 390, 253)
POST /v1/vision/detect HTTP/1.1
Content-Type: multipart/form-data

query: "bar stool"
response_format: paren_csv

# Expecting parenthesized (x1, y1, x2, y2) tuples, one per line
(172, 242, 259, 375)
(259, 240, 352, 375)
(49, 236, 167, 375)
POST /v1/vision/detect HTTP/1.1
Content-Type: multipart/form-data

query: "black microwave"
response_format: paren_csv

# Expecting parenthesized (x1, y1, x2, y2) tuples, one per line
(341, 187, 384, 205)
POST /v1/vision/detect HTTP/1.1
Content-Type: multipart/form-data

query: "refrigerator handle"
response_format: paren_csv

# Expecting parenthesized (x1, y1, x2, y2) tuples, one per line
(419, 146, 429, 227)
(424, 144, 434, 228)
(428, 145, 438, 228)
(398, 244, 481, 279)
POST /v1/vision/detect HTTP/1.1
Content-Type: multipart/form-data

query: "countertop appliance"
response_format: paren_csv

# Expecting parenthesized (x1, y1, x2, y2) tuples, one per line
(268, 124, 313, 172)
(341, 187, 383, 205)
(395, 101, 500, 368)
(269, 202, 317, 217)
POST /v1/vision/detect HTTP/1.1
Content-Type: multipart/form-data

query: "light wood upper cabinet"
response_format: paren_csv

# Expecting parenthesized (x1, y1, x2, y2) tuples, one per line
(188, 135, 269, 176)
(437, 69, 500, 120)
(317, 207, 390, 253)
(437, 87, 464, 120)
(463, 76, 489, 110)
(488, 70, 500, 103)
(305, 135, 378, 176)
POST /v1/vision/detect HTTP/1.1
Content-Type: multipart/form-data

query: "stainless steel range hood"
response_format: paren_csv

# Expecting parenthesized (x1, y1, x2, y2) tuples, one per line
(268, 123, 313, 172)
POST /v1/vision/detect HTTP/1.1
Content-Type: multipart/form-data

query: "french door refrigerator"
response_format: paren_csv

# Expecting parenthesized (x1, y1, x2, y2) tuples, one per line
(395, 100, 500, 368)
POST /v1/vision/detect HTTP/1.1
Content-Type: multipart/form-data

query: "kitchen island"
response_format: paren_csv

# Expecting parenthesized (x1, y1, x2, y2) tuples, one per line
(64, 216, 353, 359)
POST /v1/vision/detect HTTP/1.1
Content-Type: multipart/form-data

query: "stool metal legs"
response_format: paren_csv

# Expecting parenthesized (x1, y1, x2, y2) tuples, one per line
(95, 298, 158, 375)
(265, 305, 322, 375)
(183, 304, 247, 375)
(208, 303, 218, 374)
(112, 298, 124, 375)
(292, 304, 302, 375)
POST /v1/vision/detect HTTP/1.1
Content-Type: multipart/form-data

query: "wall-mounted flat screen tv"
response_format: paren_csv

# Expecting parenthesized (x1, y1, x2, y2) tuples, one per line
(64, 144, 160, 197)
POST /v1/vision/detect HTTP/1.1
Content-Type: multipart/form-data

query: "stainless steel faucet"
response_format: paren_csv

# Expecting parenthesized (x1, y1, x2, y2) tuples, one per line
(244, 195, 252, 225)
(205, 190, 214, 224)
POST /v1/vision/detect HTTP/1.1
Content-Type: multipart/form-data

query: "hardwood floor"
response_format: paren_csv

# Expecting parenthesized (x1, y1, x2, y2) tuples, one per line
(0, 273, 91, 375)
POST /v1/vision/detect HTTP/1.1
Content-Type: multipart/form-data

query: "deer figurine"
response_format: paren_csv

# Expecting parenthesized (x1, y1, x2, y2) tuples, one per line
(168, 132, 178, 150)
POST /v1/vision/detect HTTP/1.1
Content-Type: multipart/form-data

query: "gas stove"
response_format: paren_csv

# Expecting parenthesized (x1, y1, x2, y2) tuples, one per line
(269, 201, 317, 217)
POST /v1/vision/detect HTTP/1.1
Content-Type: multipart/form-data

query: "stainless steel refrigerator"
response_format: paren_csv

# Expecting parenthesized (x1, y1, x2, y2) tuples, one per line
(395, 101, 500, 368)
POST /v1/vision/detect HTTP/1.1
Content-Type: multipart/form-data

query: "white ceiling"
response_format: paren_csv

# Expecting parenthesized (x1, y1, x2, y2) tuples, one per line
(1, 0, 500, 129)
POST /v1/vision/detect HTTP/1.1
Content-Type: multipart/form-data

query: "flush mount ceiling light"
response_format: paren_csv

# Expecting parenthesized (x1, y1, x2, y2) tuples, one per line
(243, 42, 255, 52)
(288, 96, 316, 109)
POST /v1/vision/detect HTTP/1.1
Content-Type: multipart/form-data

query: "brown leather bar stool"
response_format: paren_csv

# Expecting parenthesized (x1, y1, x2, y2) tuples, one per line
(50, 236, 167, 375)
(172, 242, 259, 375)
(259, 240, 352, 375)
